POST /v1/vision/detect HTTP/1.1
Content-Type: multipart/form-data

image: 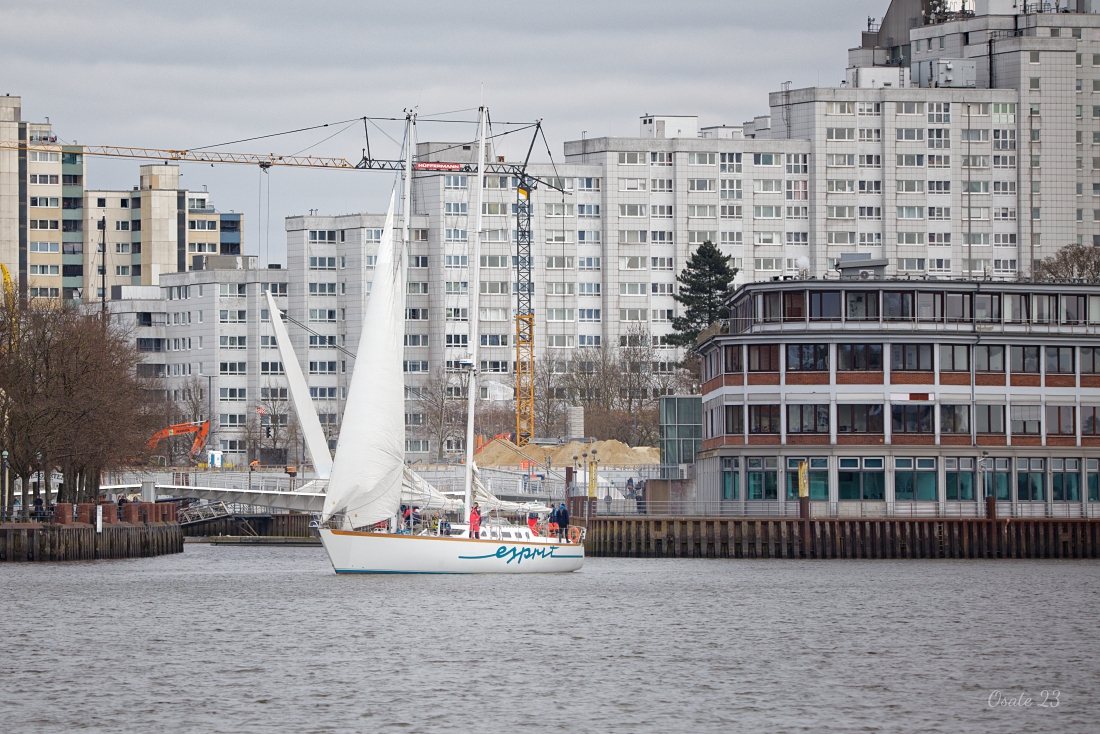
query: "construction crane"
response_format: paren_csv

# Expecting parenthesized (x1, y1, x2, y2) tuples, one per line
(1, 264, 16, 352)
(2, 123, 568, 447)
(147, 420, 210, 461)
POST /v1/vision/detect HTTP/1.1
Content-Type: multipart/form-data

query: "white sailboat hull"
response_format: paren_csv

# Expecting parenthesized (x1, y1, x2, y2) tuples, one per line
(319, 529, 585, 574)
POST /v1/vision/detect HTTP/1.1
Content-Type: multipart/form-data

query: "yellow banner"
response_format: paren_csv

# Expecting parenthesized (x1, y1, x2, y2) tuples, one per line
(587, 462, 597, 498)
(798, 461, 809, 498)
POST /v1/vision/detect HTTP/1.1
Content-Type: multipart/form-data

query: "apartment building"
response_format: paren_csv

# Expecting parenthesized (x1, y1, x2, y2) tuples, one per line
(84, 166, 242, 301)
(695, 279, 1100, 518)
(0, 95, 86, 302)
(107, 258, 291, 468)
(773, 0, 1100, 280)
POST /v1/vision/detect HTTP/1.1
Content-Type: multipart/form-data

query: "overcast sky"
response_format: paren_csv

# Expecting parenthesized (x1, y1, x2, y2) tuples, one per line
(2, 0, 885, 264)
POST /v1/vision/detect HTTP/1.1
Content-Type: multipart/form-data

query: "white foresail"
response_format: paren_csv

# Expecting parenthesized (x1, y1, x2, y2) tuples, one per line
(321, 189, 405, 525)
(265, 290, 333, 478)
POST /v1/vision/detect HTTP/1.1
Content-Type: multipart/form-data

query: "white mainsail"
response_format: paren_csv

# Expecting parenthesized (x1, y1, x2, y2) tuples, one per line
(321, 188, 405, 526)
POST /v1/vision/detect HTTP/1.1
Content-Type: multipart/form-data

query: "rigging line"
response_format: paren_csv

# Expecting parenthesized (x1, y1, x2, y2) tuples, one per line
(539, 124, 560, 181)
(189, 117, 365, 151)
(368, 117, 401, 147)
(413, 124, 538, 161)
(289, 120, 358, 157)
(419, 106, 478, 118)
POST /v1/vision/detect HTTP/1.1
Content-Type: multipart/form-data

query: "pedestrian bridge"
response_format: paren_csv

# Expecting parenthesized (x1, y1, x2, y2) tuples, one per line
(103, 477, 326, 513)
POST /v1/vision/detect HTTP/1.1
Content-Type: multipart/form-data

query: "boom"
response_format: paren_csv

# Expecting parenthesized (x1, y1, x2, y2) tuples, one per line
(147, 420, 210, 460)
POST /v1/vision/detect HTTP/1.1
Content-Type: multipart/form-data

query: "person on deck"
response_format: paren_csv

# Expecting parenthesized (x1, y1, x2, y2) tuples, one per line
(548, 505, 559, 538)
(469, 503, 482, 539)
(556, 503, 570, 541)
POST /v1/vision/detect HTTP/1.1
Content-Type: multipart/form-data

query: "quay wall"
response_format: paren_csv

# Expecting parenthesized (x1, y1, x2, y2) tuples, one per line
(0, 522, 184, 562)
(581, 517, 1100, 560)
(181, 513, 312, 538)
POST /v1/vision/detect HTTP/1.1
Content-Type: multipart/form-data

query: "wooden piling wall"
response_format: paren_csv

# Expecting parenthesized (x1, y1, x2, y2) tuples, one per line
(581, 517, 1100, 560)
(0, 523, 184, 562)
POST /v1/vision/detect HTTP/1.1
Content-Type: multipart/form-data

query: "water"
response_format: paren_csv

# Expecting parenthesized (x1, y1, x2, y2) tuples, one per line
(1, 546, 1097, 733)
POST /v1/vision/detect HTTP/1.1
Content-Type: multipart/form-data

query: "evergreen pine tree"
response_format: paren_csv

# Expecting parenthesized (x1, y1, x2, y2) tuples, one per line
(667, 240, 738, 348)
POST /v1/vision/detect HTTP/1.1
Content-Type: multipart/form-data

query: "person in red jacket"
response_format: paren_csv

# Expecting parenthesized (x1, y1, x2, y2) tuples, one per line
(469, 503, 482, 539)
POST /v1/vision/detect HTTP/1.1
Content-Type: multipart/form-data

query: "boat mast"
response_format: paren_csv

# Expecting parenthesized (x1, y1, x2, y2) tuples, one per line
(463, 106, 487, 523)
(402, 111, 415, 272)
(399, 111, 415, 531)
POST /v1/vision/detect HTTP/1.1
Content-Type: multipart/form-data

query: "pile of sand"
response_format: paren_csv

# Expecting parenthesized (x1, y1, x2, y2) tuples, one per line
(474, 438, 659, 468)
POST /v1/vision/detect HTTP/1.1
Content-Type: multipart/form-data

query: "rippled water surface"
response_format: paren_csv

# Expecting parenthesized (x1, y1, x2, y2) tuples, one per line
(1, 545, 1098, 733)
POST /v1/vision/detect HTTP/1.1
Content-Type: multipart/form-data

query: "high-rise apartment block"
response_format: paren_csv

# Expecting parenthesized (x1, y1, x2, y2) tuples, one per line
(85, 167, 242, 301)
(0, 95, 86, 302)
(1, 98, 242, 304)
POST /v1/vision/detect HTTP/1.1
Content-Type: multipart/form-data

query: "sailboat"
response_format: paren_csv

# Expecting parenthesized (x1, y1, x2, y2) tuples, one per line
(313, 111, 584, 573)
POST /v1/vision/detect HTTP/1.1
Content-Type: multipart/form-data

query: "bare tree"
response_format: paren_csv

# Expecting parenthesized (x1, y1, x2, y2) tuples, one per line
(533, 354, 568, 439)
(0, 303, 161, 509)
(416, 367, 464, 461)
(1033, 243, 1100, 280)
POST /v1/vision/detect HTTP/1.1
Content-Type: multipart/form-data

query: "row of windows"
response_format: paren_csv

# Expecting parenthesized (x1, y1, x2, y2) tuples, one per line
(710, 343, 1100, 376)
(712, 345, 1091, 378)
(718, 404, 1092, 437)
(719, 455, 1095, 503)
(717, 453, 1086, 506)
(753, 290, 1100, 326)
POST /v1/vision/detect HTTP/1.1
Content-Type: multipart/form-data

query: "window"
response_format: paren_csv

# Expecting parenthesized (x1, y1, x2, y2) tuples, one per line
(837, 344, 882, 371)
(787, 405, 829, 433)
(445, 308, 467, 322)
(1045, 346, 1074, 374)
(888, 343, 932, 374)
(892, 404, 933, 433)
(896, 128, 924, 141)
(894, 457, 937, 501)
(748, 344, 779, 371)
(1045, 405, 1075, 436)
(844, 292, 878, 321)
(940, 345, 969, 372)
(1010, 405, 1042, 435)
(858, 155, 881, 168)
(1017, 458, 1045, 501)
(837, 405, 884, 433)
(1051, 458, 1080, 502)
(1081, 347, 1100, 374)
(880, 292, 915, 321)
(579, 257, 602, 271)
(1010, 346, 1040, 373)
(941, 405, 970, 435)
(944, 458, 976, 501)
(749, 405, 780, 434)
(219, 335, 246, 350)
(546, 256, 574, 269)
(972, 405, 1005, 435)
(786, 344, 828, 371)
(837, 457, 885, 500)
(219, 361, 246, 376)
(809, 291, 841, 321)
(826, 154, 855, 167)
(619, 178, 647, 191)
(827, 127, 855, 141)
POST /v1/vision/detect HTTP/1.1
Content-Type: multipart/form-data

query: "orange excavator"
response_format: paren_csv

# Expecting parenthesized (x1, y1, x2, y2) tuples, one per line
(147, 420, 210, 461)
